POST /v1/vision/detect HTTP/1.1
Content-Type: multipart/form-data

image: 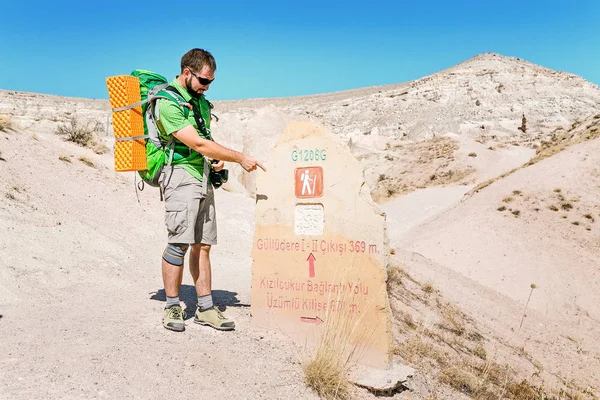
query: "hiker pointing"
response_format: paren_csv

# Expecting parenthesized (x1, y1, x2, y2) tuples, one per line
(157, 48, 265, 332)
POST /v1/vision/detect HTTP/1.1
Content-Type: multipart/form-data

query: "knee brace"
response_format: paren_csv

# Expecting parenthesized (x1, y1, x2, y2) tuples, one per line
(163, 243, 189, 266)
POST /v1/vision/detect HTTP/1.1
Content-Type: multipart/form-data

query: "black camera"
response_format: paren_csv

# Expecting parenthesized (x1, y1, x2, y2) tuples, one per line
(209, 160, 229, 189)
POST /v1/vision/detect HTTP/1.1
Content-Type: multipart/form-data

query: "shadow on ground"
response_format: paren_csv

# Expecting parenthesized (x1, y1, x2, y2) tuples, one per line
(150, 285, 248, 320)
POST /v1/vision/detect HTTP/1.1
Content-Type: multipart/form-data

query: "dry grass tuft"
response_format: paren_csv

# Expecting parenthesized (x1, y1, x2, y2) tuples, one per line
(59, 155, 72, 163)
(11, 185, 24, 193)
(78, 156, 96, 168)
(439, 360, 506, 399)
(304, 351, 351, 400)
(303, 304, 366, 400)
(506, 379, 544, 400)
(387, 266, 407, 289)
(0, 114, 13, 132)
(438, 302, 466, 336)
(503, 196, 514, 203)
(549, 205, 559, 212)
(395, 337, 447, 366)
(497, 206, 507, 211)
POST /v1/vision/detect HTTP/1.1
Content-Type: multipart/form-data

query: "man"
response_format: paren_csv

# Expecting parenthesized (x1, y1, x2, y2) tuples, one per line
(157, 48, 265, 332)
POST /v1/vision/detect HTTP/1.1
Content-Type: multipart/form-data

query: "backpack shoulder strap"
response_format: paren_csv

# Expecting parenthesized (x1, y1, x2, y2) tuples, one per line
(164, 85, 212, 141)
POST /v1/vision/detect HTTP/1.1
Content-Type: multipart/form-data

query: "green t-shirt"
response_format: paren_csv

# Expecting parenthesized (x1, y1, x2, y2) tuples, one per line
(156, 78, 213, 182)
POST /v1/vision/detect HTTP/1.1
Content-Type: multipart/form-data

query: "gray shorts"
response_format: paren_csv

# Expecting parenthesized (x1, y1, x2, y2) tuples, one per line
(160, 166, 217, 245)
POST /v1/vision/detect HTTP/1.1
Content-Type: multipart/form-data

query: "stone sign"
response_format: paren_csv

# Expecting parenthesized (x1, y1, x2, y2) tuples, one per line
(250, 122, 393, 367)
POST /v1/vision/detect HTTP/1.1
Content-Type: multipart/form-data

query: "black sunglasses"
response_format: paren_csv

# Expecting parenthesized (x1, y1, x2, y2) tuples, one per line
(188, 68, 215, 86)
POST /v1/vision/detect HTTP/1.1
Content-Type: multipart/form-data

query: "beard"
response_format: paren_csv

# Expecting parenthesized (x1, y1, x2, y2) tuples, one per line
(185, 77, 201, 99)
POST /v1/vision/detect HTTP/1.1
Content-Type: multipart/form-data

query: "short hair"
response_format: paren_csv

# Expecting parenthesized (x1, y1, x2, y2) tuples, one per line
(180, 48, 217, 73)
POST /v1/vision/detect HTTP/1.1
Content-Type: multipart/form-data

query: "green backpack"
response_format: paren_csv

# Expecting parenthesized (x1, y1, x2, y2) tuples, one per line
(128, 70, 190, 187)
(112, 70, 215, 190)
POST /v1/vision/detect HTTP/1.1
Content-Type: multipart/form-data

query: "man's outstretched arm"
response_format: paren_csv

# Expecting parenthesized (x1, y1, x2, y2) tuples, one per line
(173, 125, 266, 172)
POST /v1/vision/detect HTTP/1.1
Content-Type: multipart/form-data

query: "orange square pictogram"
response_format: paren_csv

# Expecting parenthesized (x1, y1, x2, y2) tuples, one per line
(295, 167, 323, 198)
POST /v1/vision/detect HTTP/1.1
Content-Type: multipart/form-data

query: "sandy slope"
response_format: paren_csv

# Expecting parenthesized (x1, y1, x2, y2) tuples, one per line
(0, 130, 327, 400)
(384, 124, 600, 391)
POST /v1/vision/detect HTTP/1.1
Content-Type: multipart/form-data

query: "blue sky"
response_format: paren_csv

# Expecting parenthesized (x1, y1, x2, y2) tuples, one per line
(0, 0, 598, 101)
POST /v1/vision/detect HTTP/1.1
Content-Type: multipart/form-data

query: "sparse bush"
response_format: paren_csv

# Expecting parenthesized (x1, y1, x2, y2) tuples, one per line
(503, 196, 513, 203)
(584, 213, 594, 222)
(554, 188, 562, 193)
(512, 190, 522, 196)
(512, 210, 521, 216)
(387, 266, 405, 287)
(561, 202, 573, 211)
(56, 116, 104, 148)
(422, 283, 434, 293)
(572, 221, 580, 226)
(0, 114, 13, 131)
(549, 205, 559, 211)
(473, 345, 487, 360)
(468, 152, 477, 157)
(497, 206, 506, 211)
(518, 113, 527, 133)
(59, 155, 72, 163)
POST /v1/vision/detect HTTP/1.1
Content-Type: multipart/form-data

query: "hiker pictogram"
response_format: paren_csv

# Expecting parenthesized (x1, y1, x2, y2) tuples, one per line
(295, 167, 323, 198)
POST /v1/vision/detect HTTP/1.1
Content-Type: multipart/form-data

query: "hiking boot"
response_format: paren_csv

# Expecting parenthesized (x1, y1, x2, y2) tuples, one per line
(163, 304, 186, 332)
(194, 306, 235, 331)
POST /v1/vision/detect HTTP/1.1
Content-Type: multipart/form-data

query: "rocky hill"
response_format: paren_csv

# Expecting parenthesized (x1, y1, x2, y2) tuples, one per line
(1, 53, 599, 200)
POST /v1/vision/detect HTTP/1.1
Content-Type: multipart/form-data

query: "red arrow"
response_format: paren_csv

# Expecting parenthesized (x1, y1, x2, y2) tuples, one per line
(300, 316, 324, 326)
(307, 253, 316, 278)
